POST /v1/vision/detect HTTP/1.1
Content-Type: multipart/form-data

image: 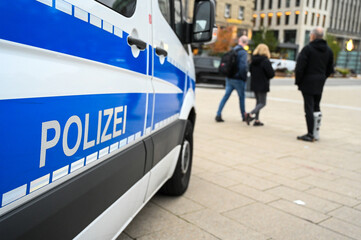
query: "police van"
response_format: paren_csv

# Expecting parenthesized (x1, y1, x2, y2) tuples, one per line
(0, 0, 214, 239)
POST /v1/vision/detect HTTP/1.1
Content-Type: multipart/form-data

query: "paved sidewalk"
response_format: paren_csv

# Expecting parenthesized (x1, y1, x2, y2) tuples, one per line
(120, 83, 361, 240)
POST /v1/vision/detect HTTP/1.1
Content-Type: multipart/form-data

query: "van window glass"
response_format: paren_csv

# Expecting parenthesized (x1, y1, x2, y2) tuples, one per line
(174, 0, 183, 39)
(158, 0, 171, 25)
(96, 0, 136, 18)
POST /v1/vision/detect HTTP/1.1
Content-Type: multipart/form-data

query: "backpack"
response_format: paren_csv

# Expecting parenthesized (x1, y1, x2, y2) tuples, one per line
(218, 48, 241, 77)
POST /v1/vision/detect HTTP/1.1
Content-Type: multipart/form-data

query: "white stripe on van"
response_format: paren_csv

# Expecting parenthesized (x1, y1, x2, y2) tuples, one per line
(0, 40, 182, 100)
(1, 184, 27, 207)
(30, 174, 50, 193)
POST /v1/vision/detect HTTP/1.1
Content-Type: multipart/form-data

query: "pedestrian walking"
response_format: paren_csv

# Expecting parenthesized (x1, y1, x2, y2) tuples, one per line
(245, 44, 275, 126)
(215, 35, 249, 122)
(295, 27, 334, 142)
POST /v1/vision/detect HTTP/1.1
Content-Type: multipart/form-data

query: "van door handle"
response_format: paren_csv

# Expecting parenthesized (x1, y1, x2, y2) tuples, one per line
(155, 47, 168, 57)
(127, 36, 147, 50)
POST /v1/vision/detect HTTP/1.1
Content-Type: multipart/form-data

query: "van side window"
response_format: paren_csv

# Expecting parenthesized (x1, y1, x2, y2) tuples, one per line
(174, 0, 183, 39)
(158, 0, 171, 25)
(96, 0, 136, 18)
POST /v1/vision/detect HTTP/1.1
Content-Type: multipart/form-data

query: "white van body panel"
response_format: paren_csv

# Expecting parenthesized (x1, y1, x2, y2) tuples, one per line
(74, 173, 150, 240)
(0, 0, 209, 237)
(0, 40, 151, 100)
(179, 89, 196, 120)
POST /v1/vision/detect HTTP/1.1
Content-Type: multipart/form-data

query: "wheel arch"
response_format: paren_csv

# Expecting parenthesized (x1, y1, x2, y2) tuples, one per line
(179, 89, 196, 128)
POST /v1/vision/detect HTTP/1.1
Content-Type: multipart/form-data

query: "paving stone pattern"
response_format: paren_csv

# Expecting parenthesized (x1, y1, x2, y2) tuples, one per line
(119, 82, 361, 240)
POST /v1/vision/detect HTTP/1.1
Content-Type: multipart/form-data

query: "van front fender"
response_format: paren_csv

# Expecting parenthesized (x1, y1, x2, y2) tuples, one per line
(179, 89, 196, 121)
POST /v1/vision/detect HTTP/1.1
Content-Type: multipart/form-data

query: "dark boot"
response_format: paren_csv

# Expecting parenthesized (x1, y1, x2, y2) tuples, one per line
(297, 134, 315, 142)
(245, 113, 255, 125)
(215, 115, 224, 122)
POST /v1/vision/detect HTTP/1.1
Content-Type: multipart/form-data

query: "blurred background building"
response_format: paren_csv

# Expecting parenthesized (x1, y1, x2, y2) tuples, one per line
(185, 0, 360, 74)
(253, 0, 331, 60)
(252, 0, 360, 72)
(328, 0, 361, 74)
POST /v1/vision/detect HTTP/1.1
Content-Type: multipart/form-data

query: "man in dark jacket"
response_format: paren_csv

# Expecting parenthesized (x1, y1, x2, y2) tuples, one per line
(215, 35, 249, 122)
(295, 27, 334, 142)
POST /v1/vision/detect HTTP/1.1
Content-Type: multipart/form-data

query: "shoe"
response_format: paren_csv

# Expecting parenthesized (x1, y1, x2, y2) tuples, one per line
(297, 134, 315, 142)
(245, 113, 254, 125)
(215, 116, 224, 122)
(253, 121, 264, 126)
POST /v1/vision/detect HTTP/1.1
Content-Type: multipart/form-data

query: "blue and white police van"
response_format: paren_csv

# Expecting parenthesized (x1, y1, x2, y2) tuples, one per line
(0, 0, 214, 239)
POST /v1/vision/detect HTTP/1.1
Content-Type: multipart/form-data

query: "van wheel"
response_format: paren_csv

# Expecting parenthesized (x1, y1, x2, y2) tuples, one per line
(160, 120, 193, 196)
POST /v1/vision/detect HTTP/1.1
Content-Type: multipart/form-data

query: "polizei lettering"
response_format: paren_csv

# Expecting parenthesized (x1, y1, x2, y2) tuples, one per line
(39, 105, 127, 168)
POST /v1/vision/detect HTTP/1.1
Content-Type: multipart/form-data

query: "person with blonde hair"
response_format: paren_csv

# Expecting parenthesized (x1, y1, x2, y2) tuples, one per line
(245, 44, 275, 126)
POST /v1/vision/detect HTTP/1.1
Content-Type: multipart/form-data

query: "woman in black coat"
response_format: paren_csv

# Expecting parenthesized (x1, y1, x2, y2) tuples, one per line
(246, 44, 275, 126)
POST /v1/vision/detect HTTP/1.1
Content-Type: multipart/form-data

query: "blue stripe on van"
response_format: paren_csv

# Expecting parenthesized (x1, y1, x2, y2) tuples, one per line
(0, 0, 147, 75)
(0, 93, 147, 207)
(153, 93, 183, 127)
(0, 0, 193, 208)
(154, 55, 187, 91)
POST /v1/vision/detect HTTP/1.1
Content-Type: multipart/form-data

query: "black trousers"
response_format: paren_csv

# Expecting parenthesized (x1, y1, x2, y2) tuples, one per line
(251, 92, 267, 120)
(302, 92, 322, 135)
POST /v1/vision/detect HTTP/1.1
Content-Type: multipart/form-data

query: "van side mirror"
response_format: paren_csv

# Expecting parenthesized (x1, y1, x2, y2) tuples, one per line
(192, 1, 215, 43)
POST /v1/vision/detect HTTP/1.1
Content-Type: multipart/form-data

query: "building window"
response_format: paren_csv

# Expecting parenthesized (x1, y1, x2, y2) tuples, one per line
(322, 15, 326, 27)
(284, 30, 296, 43)
(268, 13, 273, 26)
(338, 2, 344, 30)
(296, 0, 300, 7)
(313, 0, 316, 8)
(304, 30, 310, 45)
(254, 0, 258, 10)
(316, 13, 320, 25)
(325, 0, 328, 10)
(260, 13, 265, 26)
(295, 11, 300, 24)
(225, 4, 231, 18)
(252, 14, 257, 25)
(319, 0, 323, 9)
(311, 12, 315, 25)
(285, 15, 289, 25)
(286, 0, 290, 8)
(273, 30, 279, 40)
(277, 12, 282, 25)
(278, 0, 281, 8)
(307, 0, 309, 7)
(269, 0, 273, 9)
(343, 4, 347, 29)
(261, 0, 265, 10)
(304, 11, 308, 24)
(285, 11, 291, 25)
(349, 5, 355, 32)
(238, 6, 244, 20)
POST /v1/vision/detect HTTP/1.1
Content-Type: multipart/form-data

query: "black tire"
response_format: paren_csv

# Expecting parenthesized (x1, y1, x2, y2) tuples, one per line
(160, 120, 193, 196)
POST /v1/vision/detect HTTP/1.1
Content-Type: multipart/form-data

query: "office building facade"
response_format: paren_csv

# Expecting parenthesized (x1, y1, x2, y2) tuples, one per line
(253, 0, 360, 64)
(328, 0, 361, 74)
(253, 0, 332, 60)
